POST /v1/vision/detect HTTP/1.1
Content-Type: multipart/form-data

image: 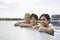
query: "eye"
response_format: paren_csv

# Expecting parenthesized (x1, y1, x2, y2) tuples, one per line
(43, 19, 45, 21)
(39, 19, 45, 21)
(25, 17, 29, 19)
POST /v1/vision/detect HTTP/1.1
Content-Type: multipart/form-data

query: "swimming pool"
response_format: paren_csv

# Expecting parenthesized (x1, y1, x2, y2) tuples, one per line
(0, 21, 60, 40)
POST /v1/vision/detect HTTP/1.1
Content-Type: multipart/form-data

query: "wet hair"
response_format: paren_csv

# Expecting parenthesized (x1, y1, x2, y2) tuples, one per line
(39, 14, 50, 23)
(30, 13, 38, 21)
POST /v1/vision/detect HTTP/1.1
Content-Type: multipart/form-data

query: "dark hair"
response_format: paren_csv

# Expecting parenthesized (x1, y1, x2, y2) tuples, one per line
(30, 13, 38, 21)
(39, 14, 50, 23)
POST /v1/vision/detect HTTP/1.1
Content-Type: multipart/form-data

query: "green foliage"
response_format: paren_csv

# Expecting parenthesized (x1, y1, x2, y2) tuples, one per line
(0, 18, 24, 21)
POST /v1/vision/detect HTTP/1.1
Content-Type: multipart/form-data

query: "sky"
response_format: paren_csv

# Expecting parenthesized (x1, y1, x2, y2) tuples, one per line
(0, 0, 60, 18)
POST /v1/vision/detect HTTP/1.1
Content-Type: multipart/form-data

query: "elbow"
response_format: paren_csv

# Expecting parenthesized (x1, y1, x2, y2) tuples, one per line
(48, 29, 54, 36)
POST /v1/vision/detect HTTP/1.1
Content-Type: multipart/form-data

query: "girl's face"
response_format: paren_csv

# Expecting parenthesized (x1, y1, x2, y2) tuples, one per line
(40, 16, 49, 27)
(30, 17, 37, 25)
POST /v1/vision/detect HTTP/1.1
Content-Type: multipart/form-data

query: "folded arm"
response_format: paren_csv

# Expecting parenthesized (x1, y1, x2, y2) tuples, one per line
(38, 27, 54, 36)
(19, 23, 32, 28)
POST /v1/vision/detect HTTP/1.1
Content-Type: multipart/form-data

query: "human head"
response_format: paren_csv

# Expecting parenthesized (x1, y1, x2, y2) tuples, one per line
(30, 13, 38, 26)
(24, 13, 30, 21)
(39, 14, 50, 27)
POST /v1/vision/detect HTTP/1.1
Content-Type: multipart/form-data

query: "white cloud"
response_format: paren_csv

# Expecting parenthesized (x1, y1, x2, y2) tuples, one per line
(0, 0, 60, 18)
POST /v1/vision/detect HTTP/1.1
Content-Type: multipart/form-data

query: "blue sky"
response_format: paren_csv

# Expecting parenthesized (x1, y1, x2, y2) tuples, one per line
(0, 0, 60, 18)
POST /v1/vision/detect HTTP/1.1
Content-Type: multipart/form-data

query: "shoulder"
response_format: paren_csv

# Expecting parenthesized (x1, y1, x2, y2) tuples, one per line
(48, 25, 53, 29)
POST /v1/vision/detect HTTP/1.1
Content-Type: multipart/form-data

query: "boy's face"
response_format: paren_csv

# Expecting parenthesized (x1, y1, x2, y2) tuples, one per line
(30, 17, 37, 25)
(30, 17, 36, 23)
(25, 16, 30, 21)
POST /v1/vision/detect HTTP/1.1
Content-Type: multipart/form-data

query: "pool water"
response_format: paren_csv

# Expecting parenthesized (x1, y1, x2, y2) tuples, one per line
(0, 21, 60, 40)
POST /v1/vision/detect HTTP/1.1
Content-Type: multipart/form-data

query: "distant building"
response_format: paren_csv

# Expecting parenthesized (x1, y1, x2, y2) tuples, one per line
(51, 14, 60, 26)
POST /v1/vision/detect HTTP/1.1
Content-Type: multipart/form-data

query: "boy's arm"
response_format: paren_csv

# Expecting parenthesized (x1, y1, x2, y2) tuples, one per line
(19, 23, 32, 28)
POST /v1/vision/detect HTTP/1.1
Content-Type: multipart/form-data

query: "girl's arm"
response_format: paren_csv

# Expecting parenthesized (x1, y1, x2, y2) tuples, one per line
(38, 27, 54, 35)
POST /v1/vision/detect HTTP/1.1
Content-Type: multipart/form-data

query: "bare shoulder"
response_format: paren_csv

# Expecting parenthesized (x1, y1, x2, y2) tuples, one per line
(48, 26, 53, 29)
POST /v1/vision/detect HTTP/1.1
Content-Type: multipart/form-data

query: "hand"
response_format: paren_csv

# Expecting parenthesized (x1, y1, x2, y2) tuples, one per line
(38, 27, 47, 32)
(14, 22, 23, 26)
(32, 25, 40, 30)
(14, 23, 20, 26)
